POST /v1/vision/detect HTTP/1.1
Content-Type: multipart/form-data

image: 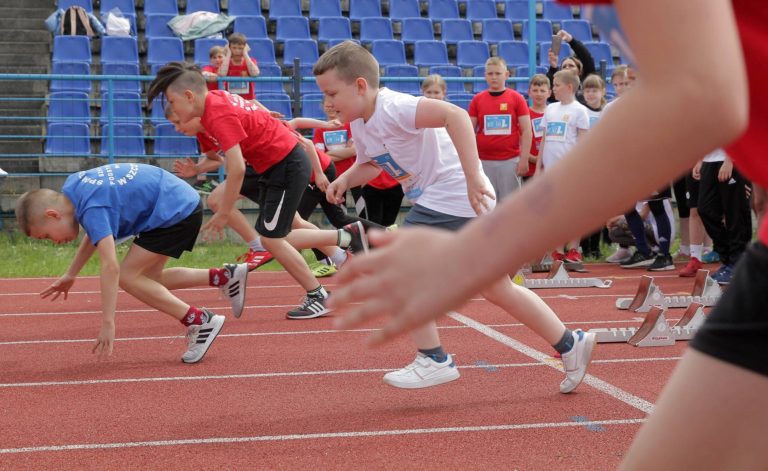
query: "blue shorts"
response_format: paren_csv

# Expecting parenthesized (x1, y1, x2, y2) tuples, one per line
(403, 204, 473, 232)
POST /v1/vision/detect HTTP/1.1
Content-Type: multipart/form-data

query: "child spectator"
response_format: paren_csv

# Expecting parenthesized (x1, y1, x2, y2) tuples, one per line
(421, 74, 447, 100)
(580, 74, 608, 258)
(219, 33, 260, 101)
(201, 45, 226, 91)
(524, 74, 551, 182)
(468, 57, 532, 201)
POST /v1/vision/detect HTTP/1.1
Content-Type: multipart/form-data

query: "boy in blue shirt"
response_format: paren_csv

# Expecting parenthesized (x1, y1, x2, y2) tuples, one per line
(14, 163, 248, 363)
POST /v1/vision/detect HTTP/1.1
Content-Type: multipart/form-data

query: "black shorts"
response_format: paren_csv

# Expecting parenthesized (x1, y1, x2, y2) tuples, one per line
(239, 164, 262, 202)
(685, 174, 700, 209)
(256, 144, 311, 238)
(133, 201, 203, 258)
(691, 242, 768, 377)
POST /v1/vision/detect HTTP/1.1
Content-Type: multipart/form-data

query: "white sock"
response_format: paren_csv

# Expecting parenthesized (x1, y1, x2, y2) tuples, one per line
(249, 238, 265, 252)
(330, 248, 348, 267)
(690, 244, 703, 260)
(678, 244, 690, 255)
(337, 229, 351, 248)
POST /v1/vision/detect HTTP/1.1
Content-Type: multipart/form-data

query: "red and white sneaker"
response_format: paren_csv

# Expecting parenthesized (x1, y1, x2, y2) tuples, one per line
(551, 250, 565, 262)
(564, 248, 583, 263)
(678, 257, 703, 277)
(237, 249, 274, 272)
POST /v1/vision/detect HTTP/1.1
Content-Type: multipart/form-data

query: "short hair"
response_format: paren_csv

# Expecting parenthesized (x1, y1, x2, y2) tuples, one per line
(228, 32, 247, 46)
(146, 62, 206, 107)
(528, 73, 550, 89)
(209, 45, 225, 58)
(485, 56, 507, 69)
(312, 41, 380, 88)
(611, 65, 628, 82)
(15, 189, 59, 236)
(554, 69, 580, 91)
(421, 74, 447, 92)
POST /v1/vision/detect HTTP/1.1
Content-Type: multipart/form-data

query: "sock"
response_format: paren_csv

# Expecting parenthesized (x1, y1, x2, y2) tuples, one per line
(308, 285, 328, 298)
(249, 237, 265, 252)
(678, 244, 690, 256)
(209, 267, 231, 287)
(419, 346, 448, 363)
(691, 244, 703, 260)
(181, 306, 209, 326)
(553, 328, 575, 354)
(330, 247, 347, 267)
(337, 229, 351, 248)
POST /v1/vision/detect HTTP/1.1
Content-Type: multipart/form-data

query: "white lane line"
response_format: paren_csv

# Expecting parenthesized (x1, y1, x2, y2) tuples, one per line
(448, 312, 655, 414)
(0, 418, 645, 454)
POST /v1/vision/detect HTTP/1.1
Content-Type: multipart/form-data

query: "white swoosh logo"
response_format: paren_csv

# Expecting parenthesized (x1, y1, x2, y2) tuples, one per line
(264, 191, 286, 231)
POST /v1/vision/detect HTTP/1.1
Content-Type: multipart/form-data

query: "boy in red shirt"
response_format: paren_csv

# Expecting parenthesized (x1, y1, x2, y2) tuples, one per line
(201, 45, 225, 91)
(219, 33, 260, 101)
(525, 73, 551, 181)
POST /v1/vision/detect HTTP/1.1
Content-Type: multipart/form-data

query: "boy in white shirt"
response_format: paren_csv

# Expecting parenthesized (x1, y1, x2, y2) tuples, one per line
(315, 41, 595, 392)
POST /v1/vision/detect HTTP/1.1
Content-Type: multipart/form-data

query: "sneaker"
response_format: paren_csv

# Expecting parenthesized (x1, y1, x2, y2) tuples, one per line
(606, 247, 632, 263)
(702, 250, 720, 264)
(220, 263, 248, 318)
(0, 167, 7, 177)
(560, 329, 596, 393)
(236, 249, 274, 271)
(383, 353, 460, 389)
(711, 264, 733, 285)
(342, 221, 369, 254)
(550, 250, 565, 262)
(678, 257, 703, 277)
(310, 262, 337, 278)
(620, 251, 654, 268)
(647, 254, 675, 271)
(193, 179, 218, 194)
(286, 294, 330, 319)
(182, 311, 225, 364)
(564, 248, 582, 263)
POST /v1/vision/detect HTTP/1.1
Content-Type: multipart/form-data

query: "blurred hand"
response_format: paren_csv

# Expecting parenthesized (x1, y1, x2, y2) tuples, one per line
(40, 274, 76, 301)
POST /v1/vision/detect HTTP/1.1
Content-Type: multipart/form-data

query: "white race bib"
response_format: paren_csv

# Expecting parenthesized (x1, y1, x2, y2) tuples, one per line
(546, 122, 567, 142)
(483, 114, 512, 135)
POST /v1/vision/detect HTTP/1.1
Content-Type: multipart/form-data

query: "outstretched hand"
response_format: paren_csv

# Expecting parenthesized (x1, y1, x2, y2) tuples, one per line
(40, 274, 76, 301)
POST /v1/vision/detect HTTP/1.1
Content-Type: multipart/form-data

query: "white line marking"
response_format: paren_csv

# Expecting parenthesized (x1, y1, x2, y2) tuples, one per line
(0, 418, 645, 454)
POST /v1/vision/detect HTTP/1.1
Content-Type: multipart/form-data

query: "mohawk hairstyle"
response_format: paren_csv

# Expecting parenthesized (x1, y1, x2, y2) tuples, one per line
(146, 62, 205, 107)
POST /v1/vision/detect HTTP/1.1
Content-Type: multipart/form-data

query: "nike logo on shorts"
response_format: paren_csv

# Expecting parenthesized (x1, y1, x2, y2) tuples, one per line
(264, 190, 286, 231)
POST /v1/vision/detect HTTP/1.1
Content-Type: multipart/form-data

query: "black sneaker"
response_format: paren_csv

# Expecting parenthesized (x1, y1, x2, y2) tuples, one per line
(647, 254, 675, 271)
(286, 295, 331, 319)
(620, 251, 654, 268)
(341, 221, 369, 254)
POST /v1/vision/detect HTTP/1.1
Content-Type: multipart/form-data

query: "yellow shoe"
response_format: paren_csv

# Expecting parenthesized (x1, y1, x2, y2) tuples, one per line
(310, 263, 337, 278)
(387, 224, 398, 231)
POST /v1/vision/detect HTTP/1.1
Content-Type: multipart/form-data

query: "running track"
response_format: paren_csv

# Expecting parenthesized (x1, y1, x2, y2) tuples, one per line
(0, 263, 709, 469)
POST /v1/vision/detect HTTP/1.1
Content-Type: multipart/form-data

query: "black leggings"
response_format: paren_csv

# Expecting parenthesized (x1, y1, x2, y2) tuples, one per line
(362, 184, 404, 227)
(625, 198, 673, 256)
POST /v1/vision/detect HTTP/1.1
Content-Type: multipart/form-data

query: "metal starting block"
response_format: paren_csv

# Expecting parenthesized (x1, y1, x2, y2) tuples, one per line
(590, 303, 707, 346)
(615, 270, 721, 312)
(522, 260, 612, 289)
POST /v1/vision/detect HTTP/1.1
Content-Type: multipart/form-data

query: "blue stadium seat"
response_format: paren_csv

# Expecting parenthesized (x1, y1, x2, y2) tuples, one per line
(143, 0, 178, 15)
(413, 40, 449, 67)
(194, 38, 227, 65)
(497, 40, 529, 67)
(466, 0, 497, 21)
(383, 64, 420, 95)
(100, 36, 139, 65)
(100, 0, 135, 17)
(328, 38, 360, 48)
(541, 2, 573, 21)
(349, 0, 382, 21)
(401, 18, 434, 44)
(233, 16, 268, 38)
(146, 38, 184, 71)
(52, 36, 91, 64)
(269, 0, 301, 19)
(259, 93, 293, 119)
(153, 123, 198, 155)
(428, 65, 464, 94)
(50, 61, 91, 93)
(144, 14, 175, 39)
(440, 19, 472, 45)
(472, 65, 488, 93)
(359, 17, 393, 44)
(309, 0, 342, 19)
(45, 123, 91, 155)
(584, 41, 614, 68)
(275, 16, 310, 42)
(299, 64, 321, 94)
(58, 0, 93, 13)
(247, 38, 277, 64)
(456, 41, 490, 68)
(428, 0, 459, 21)
(447, 93, 474, 112)
(149, 93, 168, 125)
(256, 63, 285, 94)
(481, 19, 514, 44)
(100, 91, 142, 124)
(101, 123, 145, 156)
(513, 65, 549, 95)
(283, 39, 319, 67)
(504, 0, 528, 21)
(521, 20, 554, 42)
(47, 91, 91, 124)
(301, 93, 326, 119)
(100, 62, 141, 93)
(388, 0, 421, 22)
(186, 0, 220, 13)
(371, 40, 406, 66)
(318, 17, 352, 44)
(539, 41, 573, 67)
(560, 19, 593, 42)
(228, 0, 262, 16)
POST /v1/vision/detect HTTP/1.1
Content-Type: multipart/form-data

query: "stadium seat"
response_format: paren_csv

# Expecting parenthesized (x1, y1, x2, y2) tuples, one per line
(275, 16, 311, 42)
(466, 0, 497, 22)
(100, 36, 139, 65)
(359, 17, 393, 44)
(584, 41, 614, 68)
(146, 38, 184, 71)
(153, 123, 198, 155)
(259, 93, 293, 119)
(428, 0, 460, 21)
(100, 62, 141, 93)
(100, 91, 142, 124)
(148, 92, 168, 125)
(560, 19, 593, 42)
(328, 38, 360, 48)
(50, 61, 91, 93)
(447, 93, 475, 112)
(269, 0, 301, 20)
(45, 123, 91, 155)
(401, 18, 434, 44)
(413, 40, 449, 67)
(301, 93, 326, 119)
(58, 0, 93, 13)
(144, 14, 175, 39)
(513, 65, 549, 95)
(388, 0, 421, 22)
(233, 16, 268, 38)
(456, 41, 490, 68)
(194, 38, 228, 65)
(371, 40, 406, 66)
(539, 41, 573, 67)
(541, 2, 573, 21)
(47, 91, 91, 124)
(472, 65, 488, 93)
(100, 123, 145, 156)
(428, 65, 465, 94)
(481, 19, 514, 44)
(504, 0, 529, 21)
(349, 0, 382, 21)
(299, 64, 321, 94)
(318, 17, 352, 44)
(247, 38, 277, 64)
(256, 63, 285, 94)
(185, 0, 220, 14)
(282, 39, 319, 67)
(497, 40, 529, 67)
(100, 0, 135, 17)
(52, 36, 92, 64)
(309, 0, 342, 19)
(440, 19, 473, 45)
(227, 0, 262, 16)
(521, 20, 554, 42)
(142, 0, 178, 16)
(383, 64, 420, 95)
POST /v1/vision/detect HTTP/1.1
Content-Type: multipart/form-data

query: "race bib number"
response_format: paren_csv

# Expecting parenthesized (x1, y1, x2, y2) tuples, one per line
(483, 114, 512, 135)
(546, 122, 567, 142)
(589, 116, 599, 128)
(371, 152, 422, 200)
(532, 117, 544, 138)
(323, 130, 348, 151)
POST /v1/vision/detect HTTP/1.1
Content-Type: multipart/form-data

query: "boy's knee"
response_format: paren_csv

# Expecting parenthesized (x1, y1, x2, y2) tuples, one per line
(118, 270, 138, 291)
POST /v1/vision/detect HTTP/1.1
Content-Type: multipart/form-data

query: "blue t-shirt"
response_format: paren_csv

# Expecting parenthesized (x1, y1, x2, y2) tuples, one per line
(61, 163, 200, 245)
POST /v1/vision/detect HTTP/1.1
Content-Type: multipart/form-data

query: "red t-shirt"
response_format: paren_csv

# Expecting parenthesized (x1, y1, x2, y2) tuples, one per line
(201, 65, 219, 91)
(526, 108, 545, 178)
(200, 90, 297, 174)
(469, 88, 530, 161)
(224, 57, 257, 100)
(312, 124, 355, 175)
(367, 170, 400, 190)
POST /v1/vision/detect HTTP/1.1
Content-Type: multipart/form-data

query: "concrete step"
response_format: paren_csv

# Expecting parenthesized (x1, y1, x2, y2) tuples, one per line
(0, 66, 50, 75)
(0, 125, 44, 137)
(0, 79, 49, 96)
(0, 42, 49, 55)
(0, 140, 43, 155)
(0, 18, 49, 30)
(0, 108, 46, 117)
(0, 30, 51, 43)
(0, 0, 55, 10)
(0, 53, 51, 67)
(0, 158, 40, 173)
(0, 8, 57, 20)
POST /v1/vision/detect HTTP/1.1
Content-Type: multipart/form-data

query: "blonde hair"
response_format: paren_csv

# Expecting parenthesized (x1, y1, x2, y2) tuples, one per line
(485, 56, 507, 69)
(421, 74, 447, 92)
(528, 73, 550, 89)
(228, 32, 247, 46)
(209, 45, 225, 58)
(312, 41, 380, 88)
(553, 69, 580, 91)
(15, 188, 60, 236)
(611, 65, 628, 82)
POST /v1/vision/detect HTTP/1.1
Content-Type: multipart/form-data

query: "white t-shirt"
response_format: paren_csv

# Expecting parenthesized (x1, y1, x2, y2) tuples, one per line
(350, 88, 494, 218)
(540, 101, 590, 170)
(586, 107, 602, 129)
(702, 148, 727, 163)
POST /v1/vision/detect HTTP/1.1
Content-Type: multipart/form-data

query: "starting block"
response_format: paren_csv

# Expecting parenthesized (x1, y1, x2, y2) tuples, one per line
(522, 260, 612, 289)
(590, 302, 707, 346)
(615, 270, 721, 312)
(531, 253, 588, 273)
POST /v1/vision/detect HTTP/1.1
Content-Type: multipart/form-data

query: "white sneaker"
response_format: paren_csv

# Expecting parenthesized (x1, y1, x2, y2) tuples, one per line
(560, 329, 596, 393)
(220, 263, 248, 318)
(0, 167, 7, 177)
(606, 247, 632, 263)
(182, 311, 225, 364)
(383, 353, 460, 389)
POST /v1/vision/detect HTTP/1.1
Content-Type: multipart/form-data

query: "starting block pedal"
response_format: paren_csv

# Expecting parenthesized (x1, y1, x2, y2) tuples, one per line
(523, 260, 612, 289)
(616, 270, 721, 312)
(591, 302, 707, 346)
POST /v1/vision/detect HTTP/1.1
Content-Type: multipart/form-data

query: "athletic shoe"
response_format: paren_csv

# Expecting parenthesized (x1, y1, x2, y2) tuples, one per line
(236, 248, 274, 271)
(286, 294, 330, 319)
(647, 254, 675, 271)
(342, 221, 369, 254)
(193, 179, 218, 194)
(711, 264, 733, 285)
(678, 257, 703, 277)
(387, 224, 398, 231)
(220, 263, 248, 318)
(310, 262, 337, 278)
(560, 329, 596, 394)
(182, 311, 225, 364)
(702, 250, 721, 264)
(550, 250, 565, 262)
(564, 248, 582, 263)
(606, 247, 632, 263)
(383, 353, 460, 389)
(0, 167, 7, 177)
(620, 251, 654, 268)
